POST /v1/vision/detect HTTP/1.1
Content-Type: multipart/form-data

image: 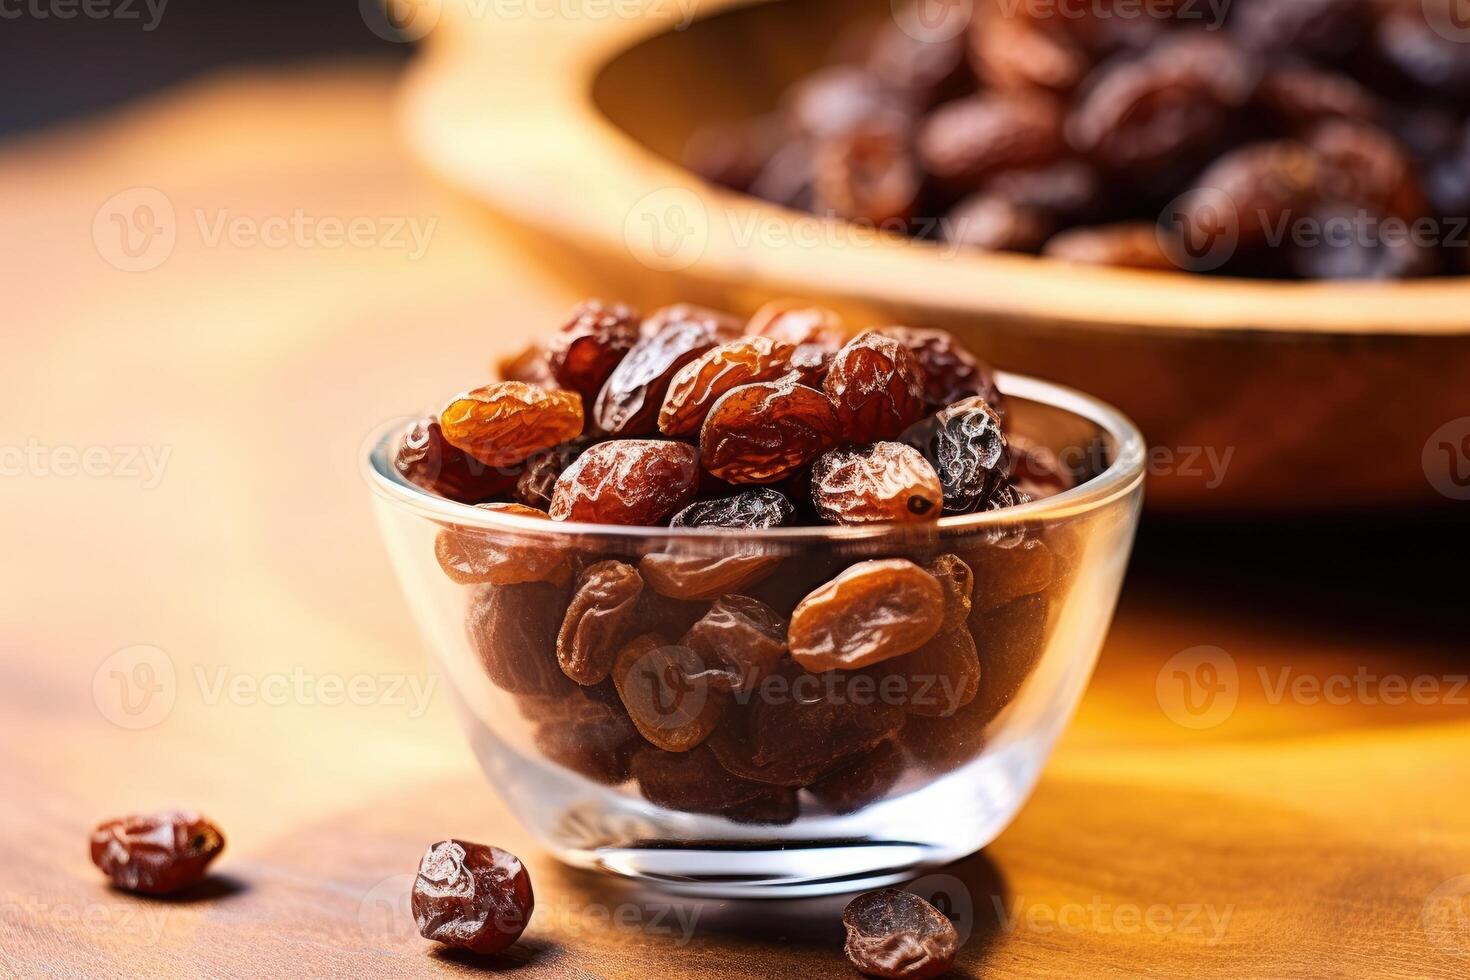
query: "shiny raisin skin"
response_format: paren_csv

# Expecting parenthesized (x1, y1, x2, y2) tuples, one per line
(495, 343, 552, 385)
(842, 888, 959, 980)
(640, 549, 782, 600)
(810, 443, 943, 524)
(701, 378, 841, 484)
(658, 336, 796, 437)
(546, 299, 639, 403)
(434, 503, 567, 587)
(872, 626, 981, 717)
(917, 92, 1065, 192)
(594, 311, 731, 435)
(613, 633, 725, 752)
(557, 560, 644, 685)
(440, 382, 584, 469)
(885, 326, 1003, 413)
(788, 558, 945, 671)
(925, 553, 974, 633)
(812, 117, 922, 226)
(745, 300, 846, 348)
(514, 436, 597, 510)
(921, 396, 1010, 514)
(670, 488, 796, 529)
(90, 811, 225, 895)
(548, 440, 700, 525)
(395, 417, 518, 504)
(824, 332, 927, 443)
(412, 840, 533, 956)
(679, 594, 787, 693)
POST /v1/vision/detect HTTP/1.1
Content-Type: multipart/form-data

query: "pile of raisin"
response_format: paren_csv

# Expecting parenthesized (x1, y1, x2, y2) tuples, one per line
(686, 0, 1470, 279)
(395, 298, 1076, 822)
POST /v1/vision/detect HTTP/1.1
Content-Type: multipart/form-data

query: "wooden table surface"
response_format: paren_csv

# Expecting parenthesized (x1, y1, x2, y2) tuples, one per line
(2, 63, 1468, 979)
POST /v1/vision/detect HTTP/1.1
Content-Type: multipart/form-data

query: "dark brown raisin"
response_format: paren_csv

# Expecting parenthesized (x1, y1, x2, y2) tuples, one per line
(1174, 141, 1320, 255)
(659, 336, 796, 437)
(986, 160, 1104, 221)
(824, 331, 927, 443)
(870, 627, 981, 717)
(883, 326, 1003, 413)
(1230, 0, 1368, 62)
(1376, 5, 1470, 100)
(1308, 120, 1427, 218)
(812, 117, 921, 226)
(680, 595, 787, 694)
(1008, 434, 1075, 499)
(412, 840, 533, 956)
(918, 92, 1065, 192)
(967, 594, 1048, 730)
(640, 549, 782, 600)
(440, 382, 584, 468)
(548, 440, 700, 525)
(532, 688, 639, 785)
(1256, 65, 1379, 130)
(943, 193, 1054, 252)
(613, 633, 725, 752)
(631, 743, 770, 815)
(670, 488, 796, 529)
(723, 787, 801, 825)
(545, 299, 639, 404)
(789, 559, 945, 671)
(395, 417, 519, 504)
(467, 580, 578, 698)
(557, 560, 644, 685)
(1042, 222, 1181, 270)
(684, 115, 785, 193)
(515, 436, 597, 510)
(865, 13, 971, 108)
(810, 443, 942, 524)
(784, 65, 912, 140)
(915, 396, 1010, 514)
(842, 888, 959, 980)
(495, 343, 553, 385)
(808, 739, 905, 815)
(701, 378, 841, 484)
(90, 811, 224, 895)
(925, 554, 974, 633)
(593, 310, 731, 435)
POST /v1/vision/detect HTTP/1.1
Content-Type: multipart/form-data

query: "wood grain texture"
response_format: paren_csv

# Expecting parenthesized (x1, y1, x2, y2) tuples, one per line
(1, 64, 1468, 980)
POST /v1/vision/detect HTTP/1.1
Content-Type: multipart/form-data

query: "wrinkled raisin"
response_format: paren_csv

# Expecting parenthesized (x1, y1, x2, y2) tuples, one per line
(548, 440, 700, 525)
(812, 117, 922, 226)
(885, 326, 1002, 413)
(1008, 435, 1075, 499)
(917, 92, 1064, 191)
(808, 738, 905, 815)
(842, 888, 960, 980)
(495, 343, 552, 385)
(1174, 141, 1319, 254)
(680, 594, 787, 694)
(788, 558, 945, 671)
(1256, 66, 1379, 130)
(90, 811, 224, 895)
(546, 299, 639, 403)
(915, 395, 1010, 514)
(532, 688, 639, 785)
(967, 594, 1048, 728)
(943, 193, 1054, 252)
(440, 382, 584, 468)
(658, 336, 796, 437)
(557, 560, 644, 685)
(810, 443, 943, 524)
(723, 787, 801, 826)
(613, 633, 725, 752)
(640, 549, 782, 600)
(434, 503, 567, 587)
(593, 311, 730, 435)
(631, 743, 769, 815)
(870, 627, 980, 717)
(396, 417, 518, 504)
(467, 580, 578, 698)
(702, 378, 841, 484)
(412, 840, 533, 956)
(1308, 119, 1426, 218)
(925, 553, 974, 633)
(966, 535, 1054, 612)
(1042, 222, 1180, 270)
(670, 488, 796, 529)
(824, 332, 927, 442)
(515, 436, 597, 510)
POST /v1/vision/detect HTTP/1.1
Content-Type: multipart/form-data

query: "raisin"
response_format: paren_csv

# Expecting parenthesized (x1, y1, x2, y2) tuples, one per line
(640, 549, 782, 600)
(870, 627, 980, 717)
(658, 336, 796, 437)
(701, 377, 841, 484)
(970, 12, 1088, 95)
(684, 115, 784, 193)
(1008, 434, 1075, 499)
(1230, 0, 1367, 62)
(967, 594, 1048, 729)
(630, 743, 770, 815)
(532, 689, 639, 785)
(824, 332, 927, 443)
(1256, 66, 1379, 130)
(495, 343, 552, 385)
(467, 580, 578, 698)
(745, 300, 846, 348)
(545, 299, 639, 404)
(1042, 222, 1180, 270)
(548, 440, 700, 525)
(924, 554, 973, 633)
(711, 662, 906, 786)
(788, 559, 945, 671)
(1287, 204, 1439, 279)
(90, 811, 224, 895)
(1376, 5, 1470, 99)
(556, 560, 644, 685)
(593, 310, 730, 435)
(440, 382, 584, 469)
(670, 488, 796, 529)
(789, 343, 837, 388)
(632, 589, 712, 639)
(395, 417, 518, 504)
(680, 595, 787, 694)
(892, 330, 1002, 421)
(842, 889, 960, 980)
(865, 12, 971, 108)
(986, 160, 1104, 221)
(724, 787, 801, 826)
(917, 92, 1065, 192)
(1308, 120, 1427, 219)
(515, 436, 597, 510)
(434, 503, 567, 586)
(808, 739, 905, 815)
(903, 396, 1007, 514)
(784, 65, 912, 140)
(966, 535, 1054, 613)
(943, 193, 1054, 252)
(810, 443, 943, 524)
(1066, 34, 1258, 177)
(812, 117, 921, 226)
(412, 840, 533, 956)
(613, 633, 725, 752)
(1175, 141, 1320, 254)
(900, 692, 990, 771)
(750, 141, 816, 210)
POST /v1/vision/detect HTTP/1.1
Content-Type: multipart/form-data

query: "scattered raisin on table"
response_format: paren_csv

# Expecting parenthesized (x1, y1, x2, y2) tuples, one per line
(412, 840, 533, 956)
(701, 377, 841, 484)
(545, 299, 639, 404)
(842, 888, 960, 980)
(824, 332, 928, 442)
(440, 382, 584, 469)
(810, 443, 943, 524)
(549, 440, 700, 525)
(788, 558, 945, 671)
(90, 811, 225, 895)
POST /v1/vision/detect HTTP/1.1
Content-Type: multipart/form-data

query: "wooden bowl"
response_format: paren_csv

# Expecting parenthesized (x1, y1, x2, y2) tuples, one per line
(400, 0, 1470, 512)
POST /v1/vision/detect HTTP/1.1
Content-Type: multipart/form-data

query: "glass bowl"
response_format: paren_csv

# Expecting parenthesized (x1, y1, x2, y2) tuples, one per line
(363, 372, 1144, 898)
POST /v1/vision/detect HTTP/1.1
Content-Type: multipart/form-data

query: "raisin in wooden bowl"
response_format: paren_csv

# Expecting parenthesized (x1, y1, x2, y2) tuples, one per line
(362, 307, 1144, 898)
(402, 0, 1470, 514)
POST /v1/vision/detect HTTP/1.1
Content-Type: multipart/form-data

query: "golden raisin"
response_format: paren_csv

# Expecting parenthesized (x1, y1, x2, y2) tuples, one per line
(440, 382, 584, 469)
(548, 440, 700, 525)
(658, 336, 796, 437)
(434, 503, 567, 586)
(701, 378, 841, 484)
(810, 443, 943, 524)
(788, 558, 945, 671)
(557, 560, 644, 685)
(745, 300, 847, 348)
(613, 633, 725, 752)
(824, 332, 927, 442)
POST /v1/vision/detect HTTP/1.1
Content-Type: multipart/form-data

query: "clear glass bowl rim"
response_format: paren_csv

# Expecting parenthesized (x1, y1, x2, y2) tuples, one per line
(362, 371, 1146, 542)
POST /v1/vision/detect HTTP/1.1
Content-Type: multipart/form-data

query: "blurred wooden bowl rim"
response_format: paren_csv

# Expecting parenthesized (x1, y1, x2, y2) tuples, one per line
(400, 0, 1470, 511)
